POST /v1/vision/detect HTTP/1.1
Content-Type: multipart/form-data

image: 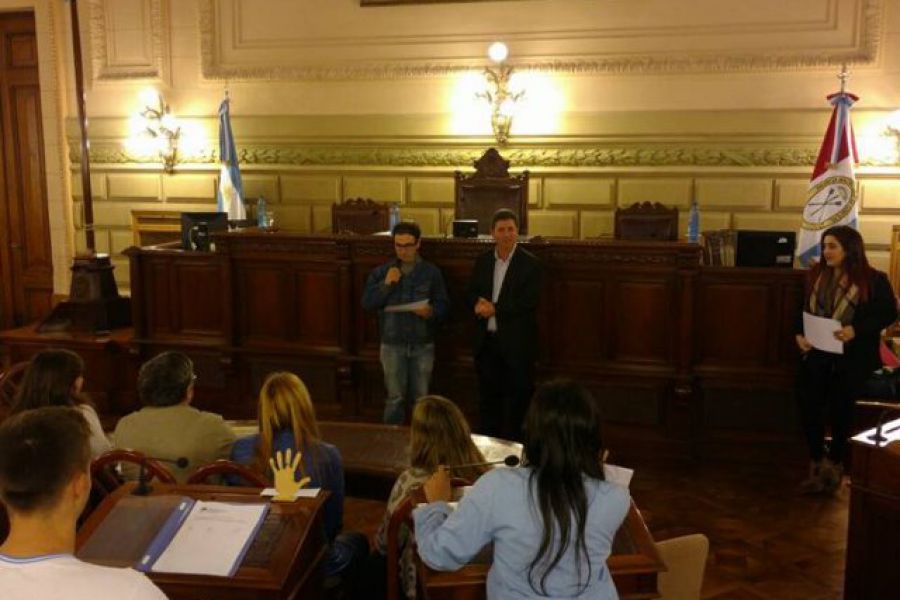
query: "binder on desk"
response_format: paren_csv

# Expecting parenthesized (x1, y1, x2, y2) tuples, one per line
(79, 495, 269, 578)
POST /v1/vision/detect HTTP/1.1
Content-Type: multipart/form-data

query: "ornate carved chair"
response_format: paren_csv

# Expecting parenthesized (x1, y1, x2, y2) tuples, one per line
(614, 201, 679, 241)
(454, 148, 529, 235)
(332, 198, 391, 235)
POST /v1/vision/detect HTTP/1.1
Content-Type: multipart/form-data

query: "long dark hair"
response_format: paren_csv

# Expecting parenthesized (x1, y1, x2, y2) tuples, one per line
(808, 225, 873, 301)
(522, 379, 606, 595)
(13, 349, 87, 413)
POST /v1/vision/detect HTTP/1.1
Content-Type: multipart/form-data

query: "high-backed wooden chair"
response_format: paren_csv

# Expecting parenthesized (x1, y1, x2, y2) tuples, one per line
(454, 148, 529, 235)
(187, 459, 269, 487)
(332, 198, 391, 235)
(614, 201, 679, 241)
(0, 361, 29, 421)
(90, 449, 177, 498)
(655, 533, 709, 600)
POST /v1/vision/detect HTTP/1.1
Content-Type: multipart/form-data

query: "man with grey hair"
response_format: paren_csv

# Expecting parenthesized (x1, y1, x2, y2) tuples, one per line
(113, 351, 235, 482)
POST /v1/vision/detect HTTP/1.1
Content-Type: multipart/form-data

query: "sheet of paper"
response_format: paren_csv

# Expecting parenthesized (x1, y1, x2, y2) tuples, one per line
(803, 312, 844, 355)
(150, 501, 268, 577)
(604, 463, 634, 488)
(384, 299, 429, 313)
(260, 487, 321, 498)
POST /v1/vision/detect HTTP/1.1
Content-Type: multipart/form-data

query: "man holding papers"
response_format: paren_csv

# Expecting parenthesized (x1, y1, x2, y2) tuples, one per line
(362, 221, 450, 424)
(795, 226, 897, 494)
(0, 407, 166, 600)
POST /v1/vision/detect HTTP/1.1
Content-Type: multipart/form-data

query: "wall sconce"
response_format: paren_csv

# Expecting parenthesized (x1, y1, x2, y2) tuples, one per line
(136, 89, 180, 172)
(477, 42, 524, 145)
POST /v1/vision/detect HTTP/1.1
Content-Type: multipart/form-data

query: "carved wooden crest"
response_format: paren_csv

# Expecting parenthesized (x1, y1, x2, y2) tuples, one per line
(470, 148, 511, 179)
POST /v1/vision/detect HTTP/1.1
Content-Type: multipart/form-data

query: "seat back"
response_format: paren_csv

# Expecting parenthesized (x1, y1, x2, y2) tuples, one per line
(187, 459, 269, 487)
(0, 361, 29, 421)
(332, 198, 391, 235)
(614, 202, 679, 241)
(454, 148, 529, 235)
(90, 449, 177, 497)
(655, 533, 709, 600)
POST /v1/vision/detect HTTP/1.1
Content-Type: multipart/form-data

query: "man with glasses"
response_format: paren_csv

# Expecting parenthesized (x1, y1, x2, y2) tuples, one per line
(362, 221, 450, 424)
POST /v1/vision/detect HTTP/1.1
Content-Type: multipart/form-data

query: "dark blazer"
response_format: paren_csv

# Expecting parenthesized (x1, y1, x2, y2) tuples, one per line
(466, 246, 542, 361)
(797, 269, 898, 379)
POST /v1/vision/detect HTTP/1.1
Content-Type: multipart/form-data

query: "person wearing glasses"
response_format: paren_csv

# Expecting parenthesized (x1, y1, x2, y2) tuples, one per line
(113, 351, 235, 482)
(362, 221, 450, 424)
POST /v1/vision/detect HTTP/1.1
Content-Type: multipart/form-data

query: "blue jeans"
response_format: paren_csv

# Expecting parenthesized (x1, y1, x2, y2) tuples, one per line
(380, 342, 434, 424)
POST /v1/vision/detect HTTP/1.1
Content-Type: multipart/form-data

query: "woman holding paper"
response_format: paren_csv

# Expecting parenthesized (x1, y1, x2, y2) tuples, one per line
(413, 380, 630, 600)
(796, 226, 897, 494)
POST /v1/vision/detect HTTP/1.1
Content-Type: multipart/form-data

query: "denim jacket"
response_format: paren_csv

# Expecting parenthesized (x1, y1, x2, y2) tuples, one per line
(361, 257, 450, 345)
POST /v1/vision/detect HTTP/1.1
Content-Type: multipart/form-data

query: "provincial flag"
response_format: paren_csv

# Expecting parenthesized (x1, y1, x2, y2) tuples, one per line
(216, 96, 246, 220)
(797, 91, 859, 267)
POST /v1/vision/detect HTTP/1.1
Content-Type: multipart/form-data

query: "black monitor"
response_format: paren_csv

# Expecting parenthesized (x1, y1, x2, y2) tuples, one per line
(735, 230, 796, 268)
(181, 212, 227, 251)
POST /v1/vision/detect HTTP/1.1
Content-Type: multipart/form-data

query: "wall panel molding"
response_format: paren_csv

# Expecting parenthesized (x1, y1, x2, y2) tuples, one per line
(89, 0, 169, 81)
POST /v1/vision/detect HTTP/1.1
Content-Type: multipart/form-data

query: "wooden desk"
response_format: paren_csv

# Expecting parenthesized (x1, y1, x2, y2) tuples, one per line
(76, 482, 328, 600)
(417, 502, 664, 600)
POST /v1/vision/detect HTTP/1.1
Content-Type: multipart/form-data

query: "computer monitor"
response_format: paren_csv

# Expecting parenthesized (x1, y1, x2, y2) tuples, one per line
(181, 212, 227, 251)
(735, 230, 796, 268)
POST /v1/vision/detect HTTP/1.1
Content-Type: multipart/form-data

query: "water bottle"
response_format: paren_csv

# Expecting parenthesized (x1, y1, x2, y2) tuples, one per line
(389, 203, 400, 230)
(687, 201, 700, 243)
(256, 196, 268, 228)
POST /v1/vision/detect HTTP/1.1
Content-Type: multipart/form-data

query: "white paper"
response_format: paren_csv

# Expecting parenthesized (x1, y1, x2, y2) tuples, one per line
(803, 312, 844, 355)
(604, 463, 634, 488)
(150, 501, 267, 576)
(384, 299, 429, 313)
(260, 487, 321, 498)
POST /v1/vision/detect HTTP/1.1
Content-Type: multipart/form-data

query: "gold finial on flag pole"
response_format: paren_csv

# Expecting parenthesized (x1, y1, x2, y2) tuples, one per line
(837, 63, 849, 94)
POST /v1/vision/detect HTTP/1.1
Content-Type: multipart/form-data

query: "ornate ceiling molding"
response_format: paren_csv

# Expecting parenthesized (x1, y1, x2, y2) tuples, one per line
(89, 0, 169, 81)
(198, 0, 883, 81)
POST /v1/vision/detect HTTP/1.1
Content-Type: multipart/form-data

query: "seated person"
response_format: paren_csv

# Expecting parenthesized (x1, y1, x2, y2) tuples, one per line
(230, 372, 367, 580)
(13, 349, 111, 458)
(113, 352, 235, 483)
(372, 395, 487, 600)
(414, 380, 631, 600)
(0, 406, 166, 599)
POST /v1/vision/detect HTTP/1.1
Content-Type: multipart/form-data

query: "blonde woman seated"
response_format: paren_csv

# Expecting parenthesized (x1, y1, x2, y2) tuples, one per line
(230, 372, 367, 582)
(373, 395, 488, 600)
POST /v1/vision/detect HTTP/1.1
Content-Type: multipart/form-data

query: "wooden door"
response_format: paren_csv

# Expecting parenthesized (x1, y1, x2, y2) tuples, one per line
(0, 12, 53, 328)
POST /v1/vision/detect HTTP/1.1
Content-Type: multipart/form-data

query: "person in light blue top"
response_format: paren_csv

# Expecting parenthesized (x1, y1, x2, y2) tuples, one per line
(414, 379, 631, 600)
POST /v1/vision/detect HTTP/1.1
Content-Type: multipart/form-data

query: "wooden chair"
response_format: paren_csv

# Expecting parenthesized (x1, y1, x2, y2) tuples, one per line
(385, 477, 471, 600)
(0, 361, 29, 420)
(90, 449, 177, 498)
(655, 533, 709, 600)
(332, 198, 391, 234)
(187, 459, 269, 487)
(614, 201, 679, 241)
(454, 148, 529, 235)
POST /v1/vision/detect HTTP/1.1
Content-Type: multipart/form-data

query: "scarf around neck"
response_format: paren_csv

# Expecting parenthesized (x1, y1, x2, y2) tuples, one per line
(808, 268, 859, 326)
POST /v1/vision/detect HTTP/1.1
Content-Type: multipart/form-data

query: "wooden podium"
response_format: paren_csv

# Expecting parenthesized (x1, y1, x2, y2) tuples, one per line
(76, 483, 328, 600)
(845, 418, 900, 599)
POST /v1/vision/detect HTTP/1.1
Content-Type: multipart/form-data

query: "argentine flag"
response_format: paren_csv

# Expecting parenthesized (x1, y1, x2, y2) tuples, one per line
(797, 91, 859, 267)
(216, 96, 246, 220)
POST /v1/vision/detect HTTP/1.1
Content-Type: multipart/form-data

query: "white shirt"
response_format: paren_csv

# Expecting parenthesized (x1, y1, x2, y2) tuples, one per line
(76, 404, 112, 458)
(0, 553, 167, 600)
(488, 244, 516, 332)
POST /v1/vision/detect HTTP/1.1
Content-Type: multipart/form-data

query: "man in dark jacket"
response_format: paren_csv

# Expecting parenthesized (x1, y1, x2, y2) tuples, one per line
(466, 209, 542, 440)
(362, 222, 449, 424)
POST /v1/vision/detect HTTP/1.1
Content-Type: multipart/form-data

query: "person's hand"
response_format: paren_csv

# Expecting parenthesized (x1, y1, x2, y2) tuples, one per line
(423, 466, 452, 503)
(796, 334, 813, 353)
(385, 267, 402, 286)
(269, 449, 311, 502)
(413, 303, 433, 319)
(474, 297, 495, 319)
(834, 325, 855, 344)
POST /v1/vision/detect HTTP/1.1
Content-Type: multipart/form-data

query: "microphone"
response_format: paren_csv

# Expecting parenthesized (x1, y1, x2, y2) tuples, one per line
(132, 455, 189, 496)
(857, 401, 900, 446)
(446, 454, 520, 472)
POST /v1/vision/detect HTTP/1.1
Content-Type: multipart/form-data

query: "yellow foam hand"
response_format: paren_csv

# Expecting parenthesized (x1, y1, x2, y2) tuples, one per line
(268, 448, 311, 502)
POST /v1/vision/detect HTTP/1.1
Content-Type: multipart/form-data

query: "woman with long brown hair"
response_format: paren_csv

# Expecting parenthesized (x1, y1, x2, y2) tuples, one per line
(795, 226, 897, 493)
(372, 395, 487, 599)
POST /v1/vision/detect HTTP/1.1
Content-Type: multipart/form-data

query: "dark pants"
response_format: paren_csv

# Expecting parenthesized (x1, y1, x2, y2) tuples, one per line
(475, 335, 534, 441)
(797, 349, 865, 463)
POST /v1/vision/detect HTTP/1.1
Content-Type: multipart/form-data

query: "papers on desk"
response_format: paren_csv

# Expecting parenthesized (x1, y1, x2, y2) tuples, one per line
(384, 299, 429, 313)
(260, 487, 321, 499)
(803, 312, 844, 354)
(139, 498, 269, 577)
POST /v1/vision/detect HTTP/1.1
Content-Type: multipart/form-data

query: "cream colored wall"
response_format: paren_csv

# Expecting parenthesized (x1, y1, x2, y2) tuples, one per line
(52, 0, 900, 291)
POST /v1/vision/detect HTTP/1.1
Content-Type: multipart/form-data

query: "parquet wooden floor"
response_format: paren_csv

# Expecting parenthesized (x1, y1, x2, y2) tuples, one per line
(344, 458, 849, 600)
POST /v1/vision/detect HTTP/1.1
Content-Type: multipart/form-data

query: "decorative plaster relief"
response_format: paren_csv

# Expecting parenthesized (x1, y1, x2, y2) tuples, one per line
(90, 0, 169, 81)
(199, 0, 882, 80)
